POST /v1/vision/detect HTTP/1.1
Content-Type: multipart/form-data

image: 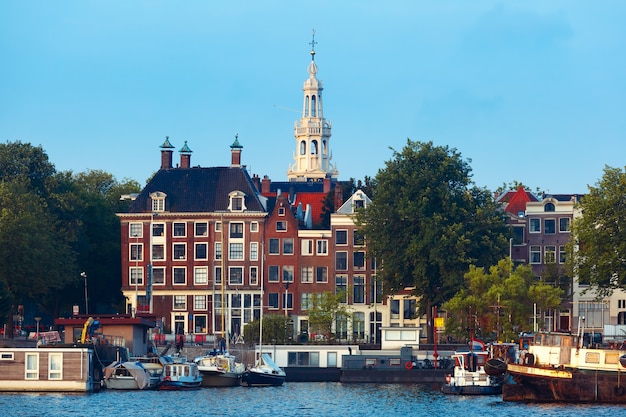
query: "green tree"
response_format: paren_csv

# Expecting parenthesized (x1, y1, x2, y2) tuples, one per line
(569, 166, 626, 296)
(307, 290, 352, 343)
(244, 314, 292, 345)
(357, 140, 509, 342)
(443, 260, 563, 342)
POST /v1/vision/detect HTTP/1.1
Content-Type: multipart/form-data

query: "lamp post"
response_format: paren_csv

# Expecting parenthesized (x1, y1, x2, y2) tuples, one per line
(34, 316, 41, 343)
(81, 272, 88, 314)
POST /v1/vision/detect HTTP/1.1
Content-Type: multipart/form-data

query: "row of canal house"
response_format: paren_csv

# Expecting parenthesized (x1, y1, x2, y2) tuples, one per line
(117, 45, 422, 345)
(117, 140, 415, 344)
(498, 187, 626, 337)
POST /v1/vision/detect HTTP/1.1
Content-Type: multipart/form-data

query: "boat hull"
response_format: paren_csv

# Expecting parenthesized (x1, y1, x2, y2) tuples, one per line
(504, 364, 626, 403)
(198, 371, 242, 387)
(441, 384, 502, 395)
(241, 370, 285, 387)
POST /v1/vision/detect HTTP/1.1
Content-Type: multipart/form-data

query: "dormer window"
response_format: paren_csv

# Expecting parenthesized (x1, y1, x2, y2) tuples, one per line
(544, 203, 555, 212)
(150, 191, 167, 212)
(228, 190, 246, 212)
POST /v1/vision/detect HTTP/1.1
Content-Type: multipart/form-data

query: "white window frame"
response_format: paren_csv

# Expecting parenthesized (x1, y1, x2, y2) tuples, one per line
(173, 295, 186, 311)
(301, 239, 314, 255)
(25, 352, 39, 380)
(173, 222, 186, 237)
(152, 267, 165, 285)
(48, 352, 63, 380)
(250, 266, 259, 286)
(529, 218, 541, 233)
(195, 222, 208, 237)
(250, 242, 258, 261)
(129, 223, 143, 238)
(301, 266, 313, 283)
(194, 267, 208, 285)
(173, 267, 186, 285)
(173, 243, 186, 260)
(317, 240, 328, 255)
(194, 295, 207, 311)
(195, 243, 208, 260)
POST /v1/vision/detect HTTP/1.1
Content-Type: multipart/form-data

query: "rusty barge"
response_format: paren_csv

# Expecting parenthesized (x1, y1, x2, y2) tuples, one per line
(503, 330, 626, 403)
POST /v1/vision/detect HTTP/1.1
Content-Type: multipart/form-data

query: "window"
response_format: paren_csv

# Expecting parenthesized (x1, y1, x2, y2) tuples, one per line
(559, 245, 567, 264)
(214, 266, 222, 285)
(336, 252, 348, 271)
(404, 299, 416, 319)
(152, 223, 165, 237)
(391, 299, 400, 318)
(301, 266, 313, 283)
(194, 295, 207, 310)
(194, 267, 208, 285)
(301, 239, 314, 255)
(173, 295, 186, 310)
(353, 312, 365, 340)
(194, 315, 208, 333)
(130, 267, 143, 286)
(335, 230, 348, 245)
(152, 244, 165, 260)
(283, 266, 294, 283)
(250, 222, 258, 232)
(353, 251, 366, 270)
(25, 353, 39, 380)
(215, 242, 222, 260)
(544, 219, 556, 234)
(545, 246, 556, 264)
(336, 275, 348, 303)
(530, 246, 541, 264)
(559, 218, 571, 232)
(250, 242, 258, 260)
(317, 240, 328, 255)
(195, 222, 208, 237)
(268, 293, 279, 309)
(269, 238, 280, 254)
(195, 243, 207, 260)
(173, 222, 186, 237)
(229, 243, 244, 260)
(231, 196, 243, 211)
(544, 203, 555, 212)
(48, 353, 63, 380)
(229, 267, 243, 285)
(269, 266, 280, 282)
(529, 218, 540, 233)
(316, 267, 328, 283)
(173, 267, 186, 285)
(512, 226, 524, 245)
(230, 222, 244, 238)
(276, 221, 287, 231)
(250, 266, 258, 285)
(129, 223, 142, 238)
(354, 199, 365, 210)
(301, 293, 313, 310)
(353, 230, 365, 246)
(130, 244, 142, 261)
(173, 243, 186, 260)
(152, 267, 165, 285)
(151, 193, 165, 212)
(283, 238, 294, 255)
(283, 292, 293, 310)
(278, 207, 285, 216)
(353, 276, 365, 304)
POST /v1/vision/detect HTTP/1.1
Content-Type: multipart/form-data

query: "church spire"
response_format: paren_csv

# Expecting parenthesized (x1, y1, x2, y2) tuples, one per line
(287, 30, 338, 182)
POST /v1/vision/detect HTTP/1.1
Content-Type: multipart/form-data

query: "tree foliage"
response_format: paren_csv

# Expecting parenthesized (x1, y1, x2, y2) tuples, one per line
(569, 165, 626, 296)
(356, 140, 509, 342)
(443, 260, 564, 342)
(0, 141, 141, 332)
(307, 290, 352, 343)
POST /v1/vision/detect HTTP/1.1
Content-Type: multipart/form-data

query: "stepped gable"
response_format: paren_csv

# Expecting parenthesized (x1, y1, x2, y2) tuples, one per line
(128, 166, 266, 213)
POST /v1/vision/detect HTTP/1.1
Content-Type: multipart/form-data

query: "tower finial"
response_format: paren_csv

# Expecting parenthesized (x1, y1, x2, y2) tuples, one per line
(309, 29, 317, 60)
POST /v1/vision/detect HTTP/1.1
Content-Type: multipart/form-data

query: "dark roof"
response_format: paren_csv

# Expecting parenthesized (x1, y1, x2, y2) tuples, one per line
(128, 166, 266, 213)
(268, 180, 327, 194)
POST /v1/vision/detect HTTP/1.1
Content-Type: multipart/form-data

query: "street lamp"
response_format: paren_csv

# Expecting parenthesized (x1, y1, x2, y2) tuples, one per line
(34, 316, 41, 343)
(81, 272, 88, 314)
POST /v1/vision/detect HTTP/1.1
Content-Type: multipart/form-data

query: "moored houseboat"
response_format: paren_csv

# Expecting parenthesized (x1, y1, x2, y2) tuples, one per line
(0, 346, 98, 392)
(503, 330, 626, 403)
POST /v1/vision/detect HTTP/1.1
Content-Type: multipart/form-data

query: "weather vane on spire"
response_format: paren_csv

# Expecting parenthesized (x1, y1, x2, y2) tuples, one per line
(310, 29, 317, 60)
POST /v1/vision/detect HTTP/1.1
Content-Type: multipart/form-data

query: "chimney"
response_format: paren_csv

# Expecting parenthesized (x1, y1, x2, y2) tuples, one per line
(262, 175, 271, 194)
(230, 135, 243, 167)
(323, 175, 331, 193)
(252, 174, 261, 191)
(160, 136, 175, 170)
(179, 141, 192, 169)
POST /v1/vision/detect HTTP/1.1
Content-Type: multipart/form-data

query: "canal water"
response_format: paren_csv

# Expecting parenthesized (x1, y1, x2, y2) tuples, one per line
(0, 383, 624, 417)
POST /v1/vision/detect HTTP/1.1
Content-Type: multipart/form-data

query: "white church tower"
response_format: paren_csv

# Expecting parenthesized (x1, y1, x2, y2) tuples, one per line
(287, 31, 339, 182)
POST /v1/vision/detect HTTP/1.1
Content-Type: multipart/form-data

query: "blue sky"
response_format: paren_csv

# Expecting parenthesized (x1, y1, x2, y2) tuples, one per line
(1, 1, 624, 194)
